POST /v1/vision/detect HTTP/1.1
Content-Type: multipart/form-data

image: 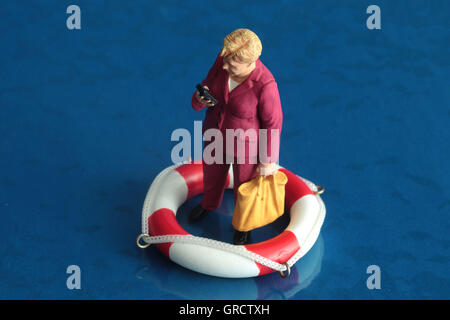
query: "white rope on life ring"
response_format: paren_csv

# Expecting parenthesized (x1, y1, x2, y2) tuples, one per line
(137, 160, 326, 278)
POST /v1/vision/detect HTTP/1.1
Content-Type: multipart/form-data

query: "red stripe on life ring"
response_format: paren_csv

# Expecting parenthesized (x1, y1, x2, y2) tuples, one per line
(279, 168, 314, 210)
(147, 208, 190, 258)
(175, 163, 204, 199)
(245, 230, 300, 276)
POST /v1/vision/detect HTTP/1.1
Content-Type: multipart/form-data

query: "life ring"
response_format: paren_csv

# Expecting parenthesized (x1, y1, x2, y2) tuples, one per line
(137, 160, 326, 278)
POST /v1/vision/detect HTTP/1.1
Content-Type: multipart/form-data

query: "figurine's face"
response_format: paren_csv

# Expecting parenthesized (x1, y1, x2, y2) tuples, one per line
(222, 55, 255, 80)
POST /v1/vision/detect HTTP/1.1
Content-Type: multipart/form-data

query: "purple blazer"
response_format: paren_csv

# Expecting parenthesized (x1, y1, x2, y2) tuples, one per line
(192, 53, 283, 163)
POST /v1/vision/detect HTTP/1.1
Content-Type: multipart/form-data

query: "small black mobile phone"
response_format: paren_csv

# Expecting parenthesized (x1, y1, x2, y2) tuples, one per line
(196, 84, 218, 106)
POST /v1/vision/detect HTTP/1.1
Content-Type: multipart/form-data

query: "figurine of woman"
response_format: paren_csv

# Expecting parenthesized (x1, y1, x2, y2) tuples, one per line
(190, 28, 283, 245)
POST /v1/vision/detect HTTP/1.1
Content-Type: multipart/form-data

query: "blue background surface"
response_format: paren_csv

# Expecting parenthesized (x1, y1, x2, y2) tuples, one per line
(1, 0, 449, 299)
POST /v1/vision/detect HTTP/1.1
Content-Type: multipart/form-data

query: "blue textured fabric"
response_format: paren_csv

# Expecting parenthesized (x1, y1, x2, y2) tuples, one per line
(0, 0, 449, 299)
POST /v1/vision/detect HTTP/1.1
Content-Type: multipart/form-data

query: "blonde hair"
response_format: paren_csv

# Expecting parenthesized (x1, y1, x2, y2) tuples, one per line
(220, 28, 262, 64)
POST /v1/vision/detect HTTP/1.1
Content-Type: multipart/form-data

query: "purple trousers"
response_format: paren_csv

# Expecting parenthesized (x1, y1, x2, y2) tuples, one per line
(201, 160, 259, 210)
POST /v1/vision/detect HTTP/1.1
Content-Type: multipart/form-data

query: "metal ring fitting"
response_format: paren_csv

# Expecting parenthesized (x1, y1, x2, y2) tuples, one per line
(136, 233, 150, 249)
(279, 263, 291, 278)
(314, 185, 325, 195)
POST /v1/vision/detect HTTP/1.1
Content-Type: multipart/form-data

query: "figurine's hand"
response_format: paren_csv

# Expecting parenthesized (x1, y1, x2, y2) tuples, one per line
(195, 86, 215, 107)
(257, 163, 278, 177)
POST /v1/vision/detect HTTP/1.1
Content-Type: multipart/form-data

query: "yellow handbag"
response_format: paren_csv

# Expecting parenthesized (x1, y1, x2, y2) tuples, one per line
(232, 171, 288, 232)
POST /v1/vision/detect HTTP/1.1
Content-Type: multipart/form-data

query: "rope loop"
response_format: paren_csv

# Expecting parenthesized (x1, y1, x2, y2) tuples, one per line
(135, 233, 299, 274)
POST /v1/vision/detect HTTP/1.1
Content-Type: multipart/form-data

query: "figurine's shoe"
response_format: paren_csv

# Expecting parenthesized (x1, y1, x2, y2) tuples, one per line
(188, 204, 210, 223)
(233, 231, 251, 245)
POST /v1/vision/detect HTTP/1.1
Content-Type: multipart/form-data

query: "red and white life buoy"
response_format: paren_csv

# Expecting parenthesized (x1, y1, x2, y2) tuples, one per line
(137, 160, 326, 278)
